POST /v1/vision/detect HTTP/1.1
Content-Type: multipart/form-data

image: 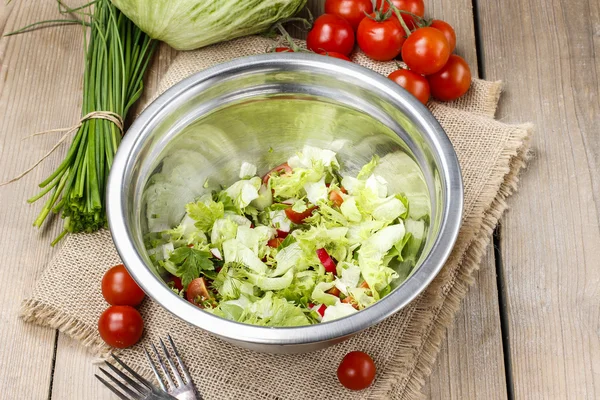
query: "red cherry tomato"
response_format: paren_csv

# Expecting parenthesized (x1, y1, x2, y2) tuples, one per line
(98, 306, 144, 349)
(357, 14, 405, 61)
(316, 304, 327, 317)
(276, 229, 289, 238)
(337, 351, 376, 390)
(275, 47, 294, 53)
(307, 14, 355, 56)
(170, 276, 183, 291)
(267, 237, 284, 248)
(377, 0, 425, 30)
(429, 19, 456, 52)
(329, 190, 345, 207)
(325, 0, 373, 30)
(401, 27, 451, 75)
(388, 69, 430, 105)
(186, 277, 214, 307)
(317, 50, 352, 61)
(427, 54, 472, 101)
(285, 206, 317, 224)
(262, 162, 292, 185)
(316, 248, 337, 274)
(101, 264, 145, 306)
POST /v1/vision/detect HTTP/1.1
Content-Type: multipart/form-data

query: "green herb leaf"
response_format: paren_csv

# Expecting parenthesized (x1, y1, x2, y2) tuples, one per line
(185, 200, 224, 232)
(168, 247, 215, 287)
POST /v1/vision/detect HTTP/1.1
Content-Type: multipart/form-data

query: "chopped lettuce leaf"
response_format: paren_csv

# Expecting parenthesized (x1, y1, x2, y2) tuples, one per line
(210, 218, 239, 250)
(334, 262, 361, 295)
(357, 155, 379, 180)
(340, 197, 362, 222)
(269, 210, 292, 232)
(251, 184, 273, 211)
(311, 281, 339, 306)
(224, 176, 261, 210)
(239, 162, 257, 179)
(222, 239, 268, 274)
(304, 177, 328, 204)
(321, 302, 358, 323)
(288, 145, 339, 169)
(358, 223, 405, 298)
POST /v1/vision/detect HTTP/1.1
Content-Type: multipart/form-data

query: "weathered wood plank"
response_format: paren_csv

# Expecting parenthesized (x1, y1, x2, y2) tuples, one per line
(425, 248, 508, 399)
(0, 0, 91, 398)
(477, 0, 600, 398)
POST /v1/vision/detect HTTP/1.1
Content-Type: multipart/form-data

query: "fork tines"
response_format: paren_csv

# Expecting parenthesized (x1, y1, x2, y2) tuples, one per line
(95, 354, 175, 400)
(144, 334, 194, 392)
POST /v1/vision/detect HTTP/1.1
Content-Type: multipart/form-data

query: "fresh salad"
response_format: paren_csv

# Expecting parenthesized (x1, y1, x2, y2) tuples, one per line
(145, 146, 428, 327)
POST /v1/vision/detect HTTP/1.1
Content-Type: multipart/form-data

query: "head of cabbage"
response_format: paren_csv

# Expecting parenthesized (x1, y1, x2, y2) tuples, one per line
(110, 0, 306, 50)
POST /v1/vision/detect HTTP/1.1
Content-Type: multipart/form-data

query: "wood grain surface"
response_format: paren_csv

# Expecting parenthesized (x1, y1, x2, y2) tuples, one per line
(0, 0, 597, 398)
(477, 0, 600, 398)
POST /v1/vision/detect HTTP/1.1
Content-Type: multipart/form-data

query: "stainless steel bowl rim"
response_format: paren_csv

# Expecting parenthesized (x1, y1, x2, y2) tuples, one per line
(107, 53, 463, 346)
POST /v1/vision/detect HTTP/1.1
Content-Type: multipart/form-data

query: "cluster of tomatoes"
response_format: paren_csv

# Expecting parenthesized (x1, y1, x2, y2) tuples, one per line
(98, 264, 146, 348)
(280, 0, 472, 105)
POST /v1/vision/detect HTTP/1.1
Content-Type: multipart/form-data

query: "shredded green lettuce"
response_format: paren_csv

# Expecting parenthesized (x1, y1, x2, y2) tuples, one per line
(144, 147, 430, 326)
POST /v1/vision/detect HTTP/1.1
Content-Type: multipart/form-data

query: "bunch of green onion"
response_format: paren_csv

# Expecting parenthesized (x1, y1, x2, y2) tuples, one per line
(24, 0, 156, 245)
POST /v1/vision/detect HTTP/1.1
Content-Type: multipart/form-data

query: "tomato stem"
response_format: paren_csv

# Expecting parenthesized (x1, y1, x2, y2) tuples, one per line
(386, 0, 413, 37)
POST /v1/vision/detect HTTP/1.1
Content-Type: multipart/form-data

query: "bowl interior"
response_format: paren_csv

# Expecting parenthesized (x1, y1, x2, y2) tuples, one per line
(109, 55, 461, 348)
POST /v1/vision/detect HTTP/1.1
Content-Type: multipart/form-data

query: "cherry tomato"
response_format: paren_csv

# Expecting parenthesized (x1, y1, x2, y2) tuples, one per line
(329, 190, 345, 207)
(337, 351, 376, 390)
(275, 47, 294, 52)
(98, 306, 144, 348)
(388, 69, 430, 105)
(285, 206, 317, 224)
(429, 19, 456, 52)
(317, 304, 327, 317)
(101, 264, 145, 306)
(427, 54, 472, 101)
(276, 229, 289, 238)
(316, 248, 337, 274)
(357, 14, 405, 61)
(401, 27, 451, 75)
(170, 276, 183, 291)
(267, 237, 284, 248)
(325, 0, 373, 30)
(377, 0, 425, 30)
(186, 277, 214, 307)
(317, 50, 352, 61)
(262, 162, 292, 185)
(307, 14, 355, 56)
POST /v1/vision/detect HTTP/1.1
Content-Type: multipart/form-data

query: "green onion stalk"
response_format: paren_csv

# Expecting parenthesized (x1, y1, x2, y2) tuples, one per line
(25, 0, 156, 245)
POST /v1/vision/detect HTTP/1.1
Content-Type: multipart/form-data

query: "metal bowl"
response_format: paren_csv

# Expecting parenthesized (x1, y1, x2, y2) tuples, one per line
(107, 53, 462, 353)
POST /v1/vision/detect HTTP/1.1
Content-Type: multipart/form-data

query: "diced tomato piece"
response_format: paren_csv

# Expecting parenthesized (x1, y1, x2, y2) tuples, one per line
(276, 229, 289, 238)
(170, 276, 183, 291)
(262, 162, 292, 185)
(187, 244, 194, 248)
(342, 296, 359, 310)
(327, 287, 341, 297)
(340, 186, 347, 194)
(360, 281, 370, 289)
(316, 248, 337, 274)
(329, 190, 344, 207)
(186, 278, 214, 308)
(317, 304, 327, 317)
(285, 206, 317, 224)
(267, 238, 284, 248)
(308, 302, 315, 308)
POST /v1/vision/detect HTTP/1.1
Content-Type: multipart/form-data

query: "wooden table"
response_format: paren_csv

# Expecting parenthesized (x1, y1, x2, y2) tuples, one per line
(1, 0, 598, 398)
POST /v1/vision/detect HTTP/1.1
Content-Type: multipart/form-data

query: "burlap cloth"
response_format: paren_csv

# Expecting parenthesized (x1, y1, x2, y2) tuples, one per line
(21, 36, 532, 399)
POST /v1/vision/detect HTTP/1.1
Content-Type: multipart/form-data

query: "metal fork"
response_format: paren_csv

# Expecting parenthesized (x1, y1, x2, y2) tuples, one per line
(95, 355, 177, 400)
(144, 335, 201, 400)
